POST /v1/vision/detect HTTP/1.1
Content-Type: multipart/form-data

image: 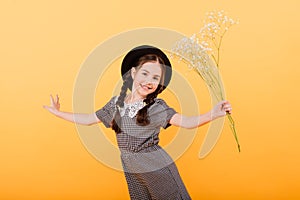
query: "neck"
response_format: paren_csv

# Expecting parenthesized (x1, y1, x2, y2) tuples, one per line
(125, 93, 145, 103)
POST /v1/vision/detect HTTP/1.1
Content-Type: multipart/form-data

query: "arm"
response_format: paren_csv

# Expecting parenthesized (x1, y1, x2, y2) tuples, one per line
(54, 111, 100, 126)
(43, 94, 101, 126)
(169, 112, 212, 129)
(169, 100, 232, 129)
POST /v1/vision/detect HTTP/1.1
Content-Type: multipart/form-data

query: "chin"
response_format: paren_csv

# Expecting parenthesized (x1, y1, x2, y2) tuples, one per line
(137, 89, 154, 97)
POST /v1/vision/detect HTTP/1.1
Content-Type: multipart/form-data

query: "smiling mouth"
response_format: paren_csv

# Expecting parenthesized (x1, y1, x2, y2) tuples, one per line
(140, 84, 153, 90)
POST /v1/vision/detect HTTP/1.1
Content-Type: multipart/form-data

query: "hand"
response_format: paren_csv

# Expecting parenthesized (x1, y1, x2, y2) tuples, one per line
(211, 100, 232, 120)
(43, 94, 61, 116)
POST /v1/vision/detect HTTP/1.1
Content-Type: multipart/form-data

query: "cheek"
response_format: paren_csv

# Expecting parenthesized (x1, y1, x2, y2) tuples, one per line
(152, 81, 159, 87)
(133, 76, 141, 85)
(133, 74, 145, 83)
(152, 82, 159, 90)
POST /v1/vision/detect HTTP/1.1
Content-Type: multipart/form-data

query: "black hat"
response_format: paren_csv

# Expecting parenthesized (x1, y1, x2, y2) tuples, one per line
(121, 45, 172, 91)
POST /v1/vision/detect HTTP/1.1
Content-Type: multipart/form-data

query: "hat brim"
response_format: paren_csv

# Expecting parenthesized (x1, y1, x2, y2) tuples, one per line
(121, 45, 172, 91)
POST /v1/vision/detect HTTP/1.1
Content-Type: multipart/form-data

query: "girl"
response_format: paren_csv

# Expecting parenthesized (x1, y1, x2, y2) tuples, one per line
(43, 45, 232, 200)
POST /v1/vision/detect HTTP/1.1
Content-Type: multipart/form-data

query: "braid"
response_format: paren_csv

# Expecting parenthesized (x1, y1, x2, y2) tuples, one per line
(136, 84, 163, 126)
(111, 73, 131, 133)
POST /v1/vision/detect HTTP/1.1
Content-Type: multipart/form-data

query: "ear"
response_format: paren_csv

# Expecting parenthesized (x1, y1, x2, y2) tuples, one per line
(131, 67, 136, 79)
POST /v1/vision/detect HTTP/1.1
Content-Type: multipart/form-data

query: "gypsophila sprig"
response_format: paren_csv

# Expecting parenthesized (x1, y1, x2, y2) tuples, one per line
(199, 10, 239, 67)
(172, 10, 240, 152)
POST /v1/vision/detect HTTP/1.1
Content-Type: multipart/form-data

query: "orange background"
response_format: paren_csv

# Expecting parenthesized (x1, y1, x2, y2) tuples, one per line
(1, 0, 299, 199)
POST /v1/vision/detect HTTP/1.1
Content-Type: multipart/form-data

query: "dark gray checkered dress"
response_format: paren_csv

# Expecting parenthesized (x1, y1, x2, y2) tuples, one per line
(95, 96, 191, 200)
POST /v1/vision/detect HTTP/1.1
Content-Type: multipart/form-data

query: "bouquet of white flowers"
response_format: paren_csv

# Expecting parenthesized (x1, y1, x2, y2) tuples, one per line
(172, 10, 240, 152)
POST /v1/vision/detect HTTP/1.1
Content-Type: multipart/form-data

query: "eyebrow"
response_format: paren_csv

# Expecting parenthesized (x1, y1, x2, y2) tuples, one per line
(141, 69, 161, 77)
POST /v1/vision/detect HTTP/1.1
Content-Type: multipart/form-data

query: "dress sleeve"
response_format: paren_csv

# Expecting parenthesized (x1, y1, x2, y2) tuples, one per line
(95, 96, 117, 128)
(155, 99, 177, 129)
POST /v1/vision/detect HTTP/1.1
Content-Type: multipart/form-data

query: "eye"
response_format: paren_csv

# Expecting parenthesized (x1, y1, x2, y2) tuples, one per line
(153, 77, 159, 81)
(142, 72, 147, 76)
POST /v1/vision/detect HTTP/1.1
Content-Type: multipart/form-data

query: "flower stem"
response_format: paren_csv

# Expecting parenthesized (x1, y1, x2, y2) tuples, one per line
(226, 112, 241, 152)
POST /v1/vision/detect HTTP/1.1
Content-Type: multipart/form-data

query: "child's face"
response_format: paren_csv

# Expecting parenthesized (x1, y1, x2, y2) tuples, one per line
(131, 61, 162, 98)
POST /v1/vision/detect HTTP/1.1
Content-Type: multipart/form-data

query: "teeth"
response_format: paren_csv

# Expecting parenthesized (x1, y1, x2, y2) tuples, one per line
(141, 85, 152, 89)
(139, 83, 154, 90)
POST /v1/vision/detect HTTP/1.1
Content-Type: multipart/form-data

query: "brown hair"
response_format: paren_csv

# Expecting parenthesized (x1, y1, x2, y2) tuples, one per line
(111, 54, 166, 133)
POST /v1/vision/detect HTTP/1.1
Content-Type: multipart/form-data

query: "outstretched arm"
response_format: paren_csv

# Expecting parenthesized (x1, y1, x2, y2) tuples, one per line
(43, 94, 100, 126)
(169, 100, 232, 129)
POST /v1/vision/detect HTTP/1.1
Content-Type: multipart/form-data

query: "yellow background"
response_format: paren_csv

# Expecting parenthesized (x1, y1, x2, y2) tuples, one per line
(1, 0, 299, 199)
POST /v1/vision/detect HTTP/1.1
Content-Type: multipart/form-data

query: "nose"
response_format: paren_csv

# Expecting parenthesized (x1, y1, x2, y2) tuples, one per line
(146, 79, 158, 86)
(144, 76, 153, 85)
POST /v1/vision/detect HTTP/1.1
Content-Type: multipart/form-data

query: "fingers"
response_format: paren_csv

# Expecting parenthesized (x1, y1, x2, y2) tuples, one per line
(43, 105, 51, 111)
(56, 94, 60, 109)
(43, 104, 52, 109)
(220, 100, 229, 104)
(220, 100, 232, 114)
(49, 94, 60, 107)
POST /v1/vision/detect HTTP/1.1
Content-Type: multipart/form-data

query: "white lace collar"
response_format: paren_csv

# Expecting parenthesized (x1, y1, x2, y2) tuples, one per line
(119, 99, 146, 118)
